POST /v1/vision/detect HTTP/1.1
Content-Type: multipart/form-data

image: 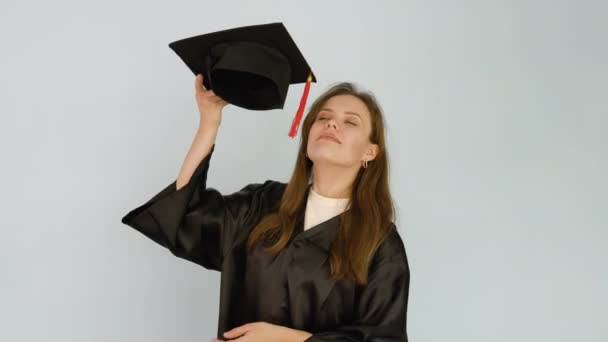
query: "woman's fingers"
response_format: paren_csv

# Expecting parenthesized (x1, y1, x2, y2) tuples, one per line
(196, 75, 220, 99)
(198, 89, 223, 102)
(194, 74, 227, 108)
(195, 74, 206, 93)
(195, 74, 202, 91)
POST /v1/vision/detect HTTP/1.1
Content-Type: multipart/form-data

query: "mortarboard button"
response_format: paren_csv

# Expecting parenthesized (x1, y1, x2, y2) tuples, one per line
(168, 22, 317, 138)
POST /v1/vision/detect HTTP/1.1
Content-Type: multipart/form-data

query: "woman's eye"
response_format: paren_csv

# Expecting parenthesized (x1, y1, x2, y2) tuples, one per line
(317, 115, 356, 126)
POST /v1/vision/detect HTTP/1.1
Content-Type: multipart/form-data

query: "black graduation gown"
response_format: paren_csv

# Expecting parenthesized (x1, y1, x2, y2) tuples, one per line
(121, 144, 410, 341)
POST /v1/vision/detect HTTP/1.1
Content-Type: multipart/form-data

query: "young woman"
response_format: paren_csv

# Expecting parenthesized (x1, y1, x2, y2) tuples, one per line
(122, 74, 410, 342)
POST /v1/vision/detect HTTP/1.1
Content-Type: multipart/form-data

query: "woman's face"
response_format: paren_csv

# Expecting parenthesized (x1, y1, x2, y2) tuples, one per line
(307, 94, 377, 168)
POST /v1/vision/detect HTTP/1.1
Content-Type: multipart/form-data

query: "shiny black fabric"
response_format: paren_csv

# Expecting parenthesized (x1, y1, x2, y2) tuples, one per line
(121, 144, 410, 341)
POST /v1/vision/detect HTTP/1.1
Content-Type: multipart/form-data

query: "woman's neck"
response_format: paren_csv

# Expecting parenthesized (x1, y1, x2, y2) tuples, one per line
(310, 162, 357, 198)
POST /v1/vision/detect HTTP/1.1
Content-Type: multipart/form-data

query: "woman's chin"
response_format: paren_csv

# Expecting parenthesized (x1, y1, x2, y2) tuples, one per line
(309, 153, 344, 166)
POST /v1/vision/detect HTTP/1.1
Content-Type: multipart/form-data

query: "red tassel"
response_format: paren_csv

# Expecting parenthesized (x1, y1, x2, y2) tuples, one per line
(288, 73, 313, 138)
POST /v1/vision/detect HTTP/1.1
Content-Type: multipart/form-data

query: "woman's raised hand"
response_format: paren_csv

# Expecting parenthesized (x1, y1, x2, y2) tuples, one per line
(195, 73, 228, 129)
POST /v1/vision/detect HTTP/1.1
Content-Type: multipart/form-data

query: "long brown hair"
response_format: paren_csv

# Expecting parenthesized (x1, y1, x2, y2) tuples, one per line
(246, 82, 395, 285)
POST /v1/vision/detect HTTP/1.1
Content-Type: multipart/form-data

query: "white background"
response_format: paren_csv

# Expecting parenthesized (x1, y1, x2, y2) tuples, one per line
(1, 0, 606, 341)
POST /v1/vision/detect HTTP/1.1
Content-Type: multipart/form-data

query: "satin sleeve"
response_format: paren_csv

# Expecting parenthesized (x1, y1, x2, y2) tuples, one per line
(121, 144, 275, 271)
(305, 254, 410, 342)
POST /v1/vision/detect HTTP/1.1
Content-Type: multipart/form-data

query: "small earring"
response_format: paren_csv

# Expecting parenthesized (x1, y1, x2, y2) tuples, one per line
(363, 160, 368, 168)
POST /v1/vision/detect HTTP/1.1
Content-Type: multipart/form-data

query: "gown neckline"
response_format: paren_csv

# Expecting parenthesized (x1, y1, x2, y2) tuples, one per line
(292, 183, 351, 244)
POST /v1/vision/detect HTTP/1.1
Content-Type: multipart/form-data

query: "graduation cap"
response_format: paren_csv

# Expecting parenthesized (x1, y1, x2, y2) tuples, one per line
(168, 22, 316, 138)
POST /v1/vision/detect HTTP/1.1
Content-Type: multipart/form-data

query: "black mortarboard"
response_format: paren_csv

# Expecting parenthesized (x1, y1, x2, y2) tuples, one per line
(168, 22, 316, 138)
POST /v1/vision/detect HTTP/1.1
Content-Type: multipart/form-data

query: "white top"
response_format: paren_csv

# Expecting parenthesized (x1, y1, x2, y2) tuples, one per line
(303, 186, 351, 231)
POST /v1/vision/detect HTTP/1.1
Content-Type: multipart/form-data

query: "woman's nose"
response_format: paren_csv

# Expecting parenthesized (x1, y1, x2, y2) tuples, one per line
(325, 119, 338, 129)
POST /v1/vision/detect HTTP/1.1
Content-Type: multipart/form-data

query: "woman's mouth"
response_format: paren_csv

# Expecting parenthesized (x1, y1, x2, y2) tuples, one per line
(318, 134, 341, 144)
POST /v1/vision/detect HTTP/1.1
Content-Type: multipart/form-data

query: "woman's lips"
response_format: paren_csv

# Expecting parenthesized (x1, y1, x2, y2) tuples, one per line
(319, 135, 341, 143)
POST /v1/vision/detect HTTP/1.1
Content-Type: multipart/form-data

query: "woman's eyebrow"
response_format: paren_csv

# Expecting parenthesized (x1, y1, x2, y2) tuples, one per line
(320, 108, 362, 119)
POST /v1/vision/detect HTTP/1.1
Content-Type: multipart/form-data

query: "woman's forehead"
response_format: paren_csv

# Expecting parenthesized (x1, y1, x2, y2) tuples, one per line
(321, 95, 370, 119)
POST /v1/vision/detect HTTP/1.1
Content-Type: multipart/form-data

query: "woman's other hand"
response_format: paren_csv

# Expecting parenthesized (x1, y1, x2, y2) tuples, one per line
(212, 322, 312, 342)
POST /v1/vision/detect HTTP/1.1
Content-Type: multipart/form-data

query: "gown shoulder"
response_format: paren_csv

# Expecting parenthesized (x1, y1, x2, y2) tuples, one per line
(370, 223, 409, 268)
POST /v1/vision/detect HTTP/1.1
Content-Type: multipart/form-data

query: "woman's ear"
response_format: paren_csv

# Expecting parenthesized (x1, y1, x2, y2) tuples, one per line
(365, 144, 379, 161)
